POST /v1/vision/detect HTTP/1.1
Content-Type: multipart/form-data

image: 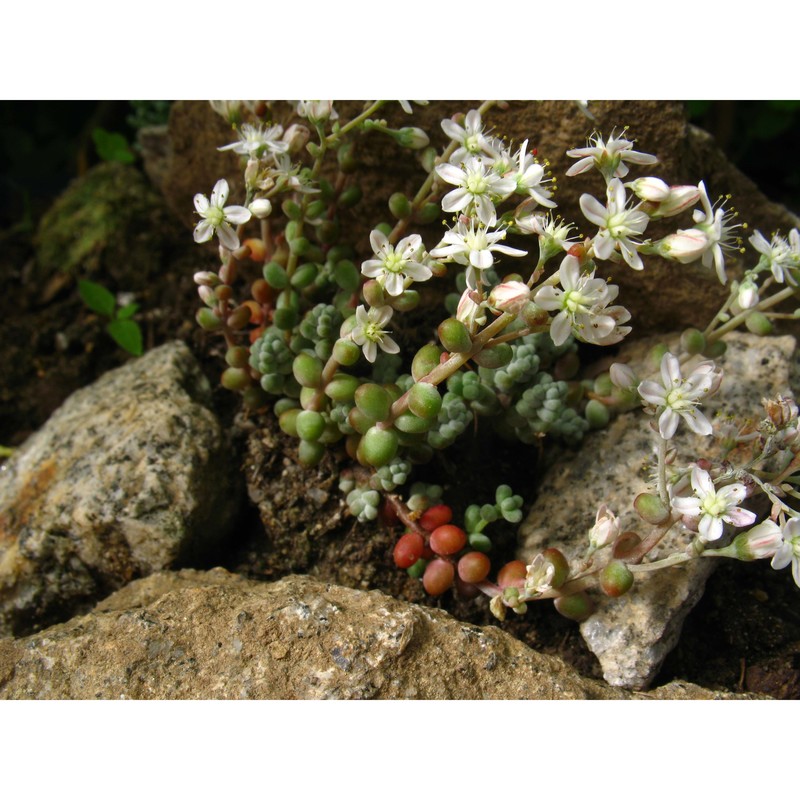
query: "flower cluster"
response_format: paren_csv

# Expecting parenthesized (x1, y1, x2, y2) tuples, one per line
(188, 100, 800, 635)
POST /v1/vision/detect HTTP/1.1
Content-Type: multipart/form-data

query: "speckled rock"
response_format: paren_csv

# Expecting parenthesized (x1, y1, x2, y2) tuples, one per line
(0, 569, 753, 700)
(0, 341, 241, 637)
(518, 332, 798, 690)
(159, 101, 799, 336)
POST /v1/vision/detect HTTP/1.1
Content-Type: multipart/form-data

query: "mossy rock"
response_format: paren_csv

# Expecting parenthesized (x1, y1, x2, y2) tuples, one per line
(34, 161, 173, 291)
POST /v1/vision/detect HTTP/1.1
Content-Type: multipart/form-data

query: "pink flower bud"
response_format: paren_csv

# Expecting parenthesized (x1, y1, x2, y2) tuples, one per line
(488, 281, 531, 314)
(656, 185, 701, 218)
(733, 520, 783, 560)
(658, 229, 710, 263)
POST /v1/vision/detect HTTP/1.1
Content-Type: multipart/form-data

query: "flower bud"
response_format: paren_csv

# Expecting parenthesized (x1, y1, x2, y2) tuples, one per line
(194, 270, 221, 287)
(628, 176, 670, 202)
(488, 281, 531, 315)
(655, 185, 701, 218)
(394, 127, 430, 149)
(198, 285, 215, 307)
(730, 520, 783, 560)
(658, 229, 710, 263)
(248, 198, 273, 219)
(737, 278, 759, 310)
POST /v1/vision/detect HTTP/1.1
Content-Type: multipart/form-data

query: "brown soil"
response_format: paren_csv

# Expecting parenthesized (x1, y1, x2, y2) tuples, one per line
(2, 166, 799, 699)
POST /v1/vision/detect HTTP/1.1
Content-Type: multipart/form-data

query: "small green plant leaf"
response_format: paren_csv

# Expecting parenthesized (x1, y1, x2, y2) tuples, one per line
(78, 279, 116, 317)
(116, 302, 139, 320)
(92, 128, 136, 164)
(106, 319, 143, 356)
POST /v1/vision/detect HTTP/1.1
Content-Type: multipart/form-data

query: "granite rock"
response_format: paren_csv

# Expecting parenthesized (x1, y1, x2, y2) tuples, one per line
(0, 569, 753, 700)
(0, 341, 241, 637)
(518, 332, 798, 689)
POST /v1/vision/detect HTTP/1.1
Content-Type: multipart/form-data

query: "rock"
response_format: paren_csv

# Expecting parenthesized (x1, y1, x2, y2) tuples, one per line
(0, 341, 241, 637)
(33, 162, 174, 294)
(518, 332, 798, 690)
(158, 100, 799, 336)
(0, 569, 751, 699)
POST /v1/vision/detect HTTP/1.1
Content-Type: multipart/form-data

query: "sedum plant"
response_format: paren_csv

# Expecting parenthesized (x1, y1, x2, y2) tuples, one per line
(191, 100, 800, 623)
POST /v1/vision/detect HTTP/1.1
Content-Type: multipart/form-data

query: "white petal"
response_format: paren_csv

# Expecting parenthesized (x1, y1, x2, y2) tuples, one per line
(580, 193, 609, 227)
(193, 219, 214, 243)
(210, 179, 229, 208)
(436, 163, 466, 186)
(379, 336, 400, 355)
(384, 273, 405, 296)
(658, 408, 680, 439)
(682, 409, 713, 436)
(224, 205, 252, 225)
(369, 229, 388, 253)
(550, 312, 572, 346)
(194, 193, 210, 214)
(216, 222, 239, 251)
(441, 188, 470, 213)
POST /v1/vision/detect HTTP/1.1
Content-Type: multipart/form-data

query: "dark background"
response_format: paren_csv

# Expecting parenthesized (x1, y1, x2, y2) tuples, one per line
(2, 100, 800, 234)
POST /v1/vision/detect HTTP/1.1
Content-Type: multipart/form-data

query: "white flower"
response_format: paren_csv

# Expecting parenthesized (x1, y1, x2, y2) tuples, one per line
(749, 229, 800, 284)
(690, 181, 743, 285)
(638, 353, 721, 439)
(736, 275, 759, 309)
(193, 179, 252, 251)
(435, 157, 517, 226)
(350, 305, 400, 363)
(525, 554, 557, 594)
(580, 179, 650, 270)
(566, 130, 658, 180)
(455, 288, 486, 333)
(441, 109, 492, 163)
(218, 123, 289, 157)
(515, 211, 578, 261)
(533, 255, 629, 346)
(361, 229, 431, 296)
(671, 466, 756, 542)
(295, 101, 338, 122)
(588, 504, 620, 549)
(430, 217, 525, 289)
(771, 517, 800, 587)
(513, 140, 557, 208)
